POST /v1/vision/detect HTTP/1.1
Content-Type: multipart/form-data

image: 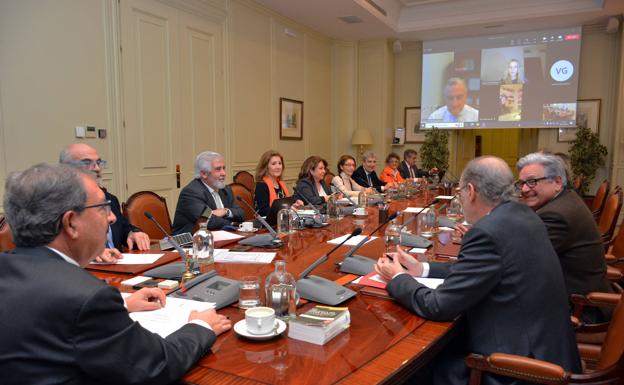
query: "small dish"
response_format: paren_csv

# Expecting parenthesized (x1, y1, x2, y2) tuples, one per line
(238, 228, 259, 233)
(233, 319, 287, 340)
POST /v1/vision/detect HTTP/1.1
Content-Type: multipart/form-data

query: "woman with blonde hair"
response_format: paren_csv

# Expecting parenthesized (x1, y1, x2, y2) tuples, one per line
(254, 150, 301, 216)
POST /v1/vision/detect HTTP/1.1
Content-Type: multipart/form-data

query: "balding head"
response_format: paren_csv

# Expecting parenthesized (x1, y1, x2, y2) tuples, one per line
(59, 143, 105, 183)
(461, 156, 515, 205)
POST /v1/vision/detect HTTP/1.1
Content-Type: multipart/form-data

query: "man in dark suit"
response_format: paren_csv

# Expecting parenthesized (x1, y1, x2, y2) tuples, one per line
(517, 152, 612, 322)
(398, 149, 433, 179)
(352, 151, 391, 193)
(172, 151, 244, 234)
(60, 144, 150, 263)
(0, 163, 231, 385)
(376, 156, 580, 385)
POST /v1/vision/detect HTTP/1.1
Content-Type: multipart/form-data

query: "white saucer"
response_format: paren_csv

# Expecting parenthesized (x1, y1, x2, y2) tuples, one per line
(233, 319, 287, 340)
(354, 212, 367, 217)
(238, 228, 259, 233)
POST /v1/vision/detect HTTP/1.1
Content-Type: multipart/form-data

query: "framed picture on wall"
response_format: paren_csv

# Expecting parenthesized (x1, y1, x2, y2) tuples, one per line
(557, 99, 601, 142)
(280, 98, 303, 140)
(404, 106, 426, 143)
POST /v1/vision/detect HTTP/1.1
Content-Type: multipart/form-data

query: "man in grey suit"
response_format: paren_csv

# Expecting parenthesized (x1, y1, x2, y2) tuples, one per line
(517, 152, 612, 322)
(172, 151, 244, 234)
(0, 163, 231, 385)
(376, 156, 580, 385)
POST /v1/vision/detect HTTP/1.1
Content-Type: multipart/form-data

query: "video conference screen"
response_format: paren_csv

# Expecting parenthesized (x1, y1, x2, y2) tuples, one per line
(420, 27, 582, 129)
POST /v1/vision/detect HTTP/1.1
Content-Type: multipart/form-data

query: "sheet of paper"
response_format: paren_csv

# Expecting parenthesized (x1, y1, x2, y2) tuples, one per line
(92, 253, 164, 265)
(438, 226, 455, 231)
(435, 195, 455, 200)
(403, 207, 429, 214)
(211, 230, 244, 242)
(121, 276, 152, 286)
(296, 209, 316, 216)
(409, 247, 428, 254)
(122, 294, 215, 338)
(327, 234, 378, 246)
(366, 274, 444, 289)
(214, 251, 276, 264)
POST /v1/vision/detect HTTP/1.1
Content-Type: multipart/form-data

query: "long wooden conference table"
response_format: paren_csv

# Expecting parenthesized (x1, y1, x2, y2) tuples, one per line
(88, 192, 461, 385)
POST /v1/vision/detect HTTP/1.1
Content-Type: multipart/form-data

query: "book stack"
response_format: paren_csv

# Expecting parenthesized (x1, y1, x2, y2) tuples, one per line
(288, 305, 350, 345)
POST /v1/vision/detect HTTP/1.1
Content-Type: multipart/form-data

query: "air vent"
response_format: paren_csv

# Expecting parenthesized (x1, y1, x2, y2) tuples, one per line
(338, 15, 363, 24)
(364, 0, 388, 16)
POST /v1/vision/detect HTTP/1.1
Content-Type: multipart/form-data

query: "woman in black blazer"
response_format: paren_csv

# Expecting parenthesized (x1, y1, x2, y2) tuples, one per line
(295, 156, 332, 207)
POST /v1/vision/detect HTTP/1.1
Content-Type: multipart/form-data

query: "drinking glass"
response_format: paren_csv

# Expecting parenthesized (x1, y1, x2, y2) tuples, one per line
(239, 276, 262, 309)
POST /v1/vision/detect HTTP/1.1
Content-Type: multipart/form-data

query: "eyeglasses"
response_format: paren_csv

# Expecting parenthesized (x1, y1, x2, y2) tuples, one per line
(514, 177, 550, 189)
(66, 159, 107, 168)
(77, 200, 112, 215)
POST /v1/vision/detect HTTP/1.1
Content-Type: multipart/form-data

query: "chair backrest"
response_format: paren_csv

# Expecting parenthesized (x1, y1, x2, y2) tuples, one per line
(592, 180, 610, 217)
(610, 221, 624, 260)
(598, 187, 623, 244)
(229, 182, 255, 221)
(0, 216, 16, 252)
(597, 294, 624, 370)
(233, 171, 255, 195)
(573, 176, 583, 192)
(324, 171, 335, 188)
(122, 191, 172, 239)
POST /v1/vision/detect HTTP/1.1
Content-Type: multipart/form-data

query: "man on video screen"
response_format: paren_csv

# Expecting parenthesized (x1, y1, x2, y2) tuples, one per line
(428, 77, 479, 123)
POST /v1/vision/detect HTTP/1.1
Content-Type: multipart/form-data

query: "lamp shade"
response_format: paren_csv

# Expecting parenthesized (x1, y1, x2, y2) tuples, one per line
(351, 129, 373, 145)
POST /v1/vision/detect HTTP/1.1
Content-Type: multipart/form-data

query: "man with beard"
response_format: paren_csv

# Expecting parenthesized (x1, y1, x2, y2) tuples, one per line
(172, 151, 244, 234)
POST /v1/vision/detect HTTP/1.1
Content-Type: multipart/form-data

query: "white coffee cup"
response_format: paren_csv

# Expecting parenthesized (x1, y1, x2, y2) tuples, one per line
(354, 207, 366, 216)
(239, 221, 254, 231)
(245, 306, 276, 335)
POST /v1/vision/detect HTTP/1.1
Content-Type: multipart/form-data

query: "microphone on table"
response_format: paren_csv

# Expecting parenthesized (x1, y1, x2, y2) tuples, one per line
(295, 228, 362, 305)
(338, 210, 400, 276)
(235, 197, 283, 248)
(142, 211, 191, 280)
(398, 198, 441, 249)
(292, 187, 326, 227)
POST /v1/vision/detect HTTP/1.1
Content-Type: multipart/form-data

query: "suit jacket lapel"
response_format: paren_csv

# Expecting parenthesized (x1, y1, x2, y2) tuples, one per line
(196, 179, 217, 210)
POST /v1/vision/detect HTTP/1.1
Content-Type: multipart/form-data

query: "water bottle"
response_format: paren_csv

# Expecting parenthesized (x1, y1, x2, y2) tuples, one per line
(384, 219, 401, 252)
(327, 194, 340, 219)
(265, 260, 297, 320)
(192, 222, 214, 265)
(358, 189, 368, 208)
(277, 207, 296, 234)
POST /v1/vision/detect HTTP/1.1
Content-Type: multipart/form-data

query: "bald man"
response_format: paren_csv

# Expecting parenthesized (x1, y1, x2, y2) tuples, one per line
(428, 77, 479, 123)
(60, 144, 150, 262)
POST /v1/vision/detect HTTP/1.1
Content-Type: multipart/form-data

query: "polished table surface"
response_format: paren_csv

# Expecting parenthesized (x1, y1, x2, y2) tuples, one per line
(91, 192, 461, 385)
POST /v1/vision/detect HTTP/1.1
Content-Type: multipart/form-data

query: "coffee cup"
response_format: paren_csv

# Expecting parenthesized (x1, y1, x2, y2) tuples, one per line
(239, 221, 254, 232)
(245, 306, 276, 335)
(354, 207, 366, 216)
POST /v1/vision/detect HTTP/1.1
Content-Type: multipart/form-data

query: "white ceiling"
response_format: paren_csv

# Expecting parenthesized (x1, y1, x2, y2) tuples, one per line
(253, 0, 624, 41)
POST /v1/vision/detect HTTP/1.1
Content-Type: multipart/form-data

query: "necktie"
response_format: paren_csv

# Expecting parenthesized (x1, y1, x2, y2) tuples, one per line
(212, 191, 224, 209)
(367, 173, 372, 187)
(409, 165, 415, 179)
(105, 225, 114, 248)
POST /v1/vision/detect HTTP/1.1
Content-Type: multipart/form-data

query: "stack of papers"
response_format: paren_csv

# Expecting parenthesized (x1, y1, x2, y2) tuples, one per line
(211, 231, 244, 242)
(404, 207, 429, 214)
(214, 250, 276, 264)
(91, 254, 164, 265)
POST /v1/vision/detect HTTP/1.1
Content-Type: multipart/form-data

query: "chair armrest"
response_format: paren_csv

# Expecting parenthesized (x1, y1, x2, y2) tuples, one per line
(571, 292, 621, 319)
(606, 265, 623, 281)
(465, 353, 566, 384)
(605, 253, 617, 264)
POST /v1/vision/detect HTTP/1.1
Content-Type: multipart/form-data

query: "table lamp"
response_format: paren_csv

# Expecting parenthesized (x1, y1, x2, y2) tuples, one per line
(351, 129, 373, 157)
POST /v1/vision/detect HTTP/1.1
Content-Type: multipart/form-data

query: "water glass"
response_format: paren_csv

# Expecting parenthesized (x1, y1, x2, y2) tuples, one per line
(384, 220, 401, 252)
(419, 209, 437, 238)
(239, 276, 262, 309)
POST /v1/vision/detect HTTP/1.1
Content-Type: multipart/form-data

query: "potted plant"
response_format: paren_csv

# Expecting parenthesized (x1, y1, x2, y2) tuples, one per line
(420, 127, 449, 179)
(569, 125, 607, 196)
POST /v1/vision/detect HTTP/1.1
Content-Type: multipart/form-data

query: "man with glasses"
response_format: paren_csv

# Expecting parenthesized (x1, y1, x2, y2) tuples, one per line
(517, 152, 612, 322)
(0, 163, 231, 384)
(427, 77, 479, 123)
(375, 156, 580, 384)
(60, 143, 150, 262)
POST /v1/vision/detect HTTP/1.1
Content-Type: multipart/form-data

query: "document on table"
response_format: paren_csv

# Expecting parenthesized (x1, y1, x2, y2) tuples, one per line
(327, 234, 377, 246)
(121, 294, 215, 338)
(211, 230, 244, 242)
(435, 195, 455, 200)
(360, 274, 444, 289)
(91, 253, 164, 265)
(214, 251, 276, 264)
(403, 207, 430, 213)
